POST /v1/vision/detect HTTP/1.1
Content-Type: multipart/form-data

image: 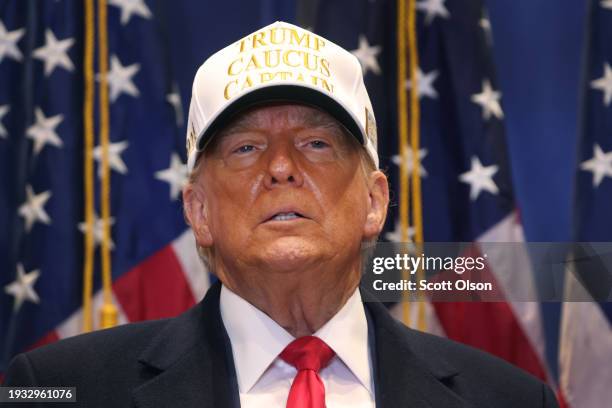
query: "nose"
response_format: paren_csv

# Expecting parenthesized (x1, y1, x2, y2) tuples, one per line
(263, 143, 304, 189)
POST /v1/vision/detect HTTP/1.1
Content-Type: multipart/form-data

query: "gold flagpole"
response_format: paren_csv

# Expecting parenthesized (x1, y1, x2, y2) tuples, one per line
(397, 0, 412, 326)
(81, 0, 95, 333)
(97, 0, 118, 329)
(407, 0, 427, 332)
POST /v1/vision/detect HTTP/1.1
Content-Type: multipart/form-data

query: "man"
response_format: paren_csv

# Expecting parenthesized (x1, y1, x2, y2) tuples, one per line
(4, 22, 558, 407)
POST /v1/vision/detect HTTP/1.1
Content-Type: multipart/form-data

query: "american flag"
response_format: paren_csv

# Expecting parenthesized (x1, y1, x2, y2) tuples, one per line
(318, 0, 612, 406)
(1, 1, 609, 406)
(0, 0, 293, 376)
(315, 0, 585, 406)
(561, 1, 612, 407)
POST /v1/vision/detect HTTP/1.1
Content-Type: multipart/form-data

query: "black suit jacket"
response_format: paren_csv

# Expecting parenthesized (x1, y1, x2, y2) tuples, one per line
(4, 282, 559, 407)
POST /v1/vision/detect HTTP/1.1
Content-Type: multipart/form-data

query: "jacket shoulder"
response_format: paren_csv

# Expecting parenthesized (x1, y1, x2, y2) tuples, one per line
(4, 318, 171, 387)
(396, 322, 556, 406)
(365, 299, 558, 407)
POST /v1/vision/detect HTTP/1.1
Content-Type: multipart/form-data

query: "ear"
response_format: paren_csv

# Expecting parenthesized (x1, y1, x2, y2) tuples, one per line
(363, 170, 389, 240)
(183, 182, 214, 247)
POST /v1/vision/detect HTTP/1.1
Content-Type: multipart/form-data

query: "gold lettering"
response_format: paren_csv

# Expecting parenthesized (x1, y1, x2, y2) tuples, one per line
(314, 37, 325, 51)
(245, 54, 261, 71)
(227, 57, 244, 76)
(264, 49, 281, 68)
(283, 50, 302, 68)
(238, 27, 324, 54)
(296, 72, 305, 82)
(288, 28, 310, 48)
(241, 75, 254, 90)
(251, 32, 266, 49)
(224, 79, 239, 99)
(320, 78, 334, 93)
(260, 72, 275, 83)
(320, 58, 330, 77)
(238, 39, 247, 53)
(260, 71, 293, 83)
(268, 27, 286, 45)
(310, 76, 334, 93)
(303, 52, 318, 71)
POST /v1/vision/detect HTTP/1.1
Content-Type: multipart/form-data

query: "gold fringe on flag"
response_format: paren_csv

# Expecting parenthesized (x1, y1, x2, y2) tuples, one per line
(81, 0, 95, 333)
(406, 0, 427, 332)
(397, 0, 411, 326)
(97, 0, 118, 329)
(398, 0, 427, 331)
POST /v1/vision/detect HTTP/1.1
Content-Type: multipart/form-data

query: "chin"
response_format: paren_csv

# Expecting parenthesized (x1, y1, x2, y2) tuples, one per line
(256, 237, 324, 272)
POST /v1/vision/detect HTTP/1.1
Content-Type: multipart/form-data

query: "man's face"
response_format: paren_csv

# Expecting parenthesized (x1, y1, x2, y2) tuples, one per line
(188, 104, 386, 279)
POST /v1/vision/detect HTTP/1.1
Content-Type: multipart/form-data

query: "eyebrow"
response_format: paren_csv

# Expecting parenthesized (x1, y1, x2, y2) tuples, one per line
(201, 106, 358, 159)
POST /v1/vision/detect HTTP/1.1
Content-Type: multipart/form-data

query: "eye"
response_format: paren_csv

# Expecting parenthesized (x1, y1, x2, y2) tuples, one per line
(233, 144, 256, 154)
(308, 140, 330, 149)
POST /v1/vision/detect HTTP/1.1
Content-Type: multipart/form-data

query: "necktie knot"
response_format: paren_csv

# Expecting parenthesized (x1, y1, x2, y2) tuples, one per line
(280, 336, 335, 372)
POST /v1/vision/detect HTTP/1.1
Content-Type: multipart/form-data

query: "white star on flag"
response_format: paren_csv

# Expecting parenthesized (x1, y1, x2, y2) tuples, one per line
(155, 153, 188, 200)
(0, 21, 25, 63)
(4, 263, 40, 312)
(109, 0, 153, 25)
(18, 185, 52, 232)
(580, 144, 612, 188)
(167, 83, 184, 127)
(93, 140, 129, 177)
(459, 156, 499, 201)
(601, 0, 612, 10)
(78, 213, 116, 249)
(590, 62, 612, 107)
(405, 68, 439, 99)
(391, 147, 428, 177)
(480, 10, 493, 44)
(0, 104, 9, 139)
(416, 0, 450, 25)
(33, 29, 74, 76)
(26, 107, 64, 155)
(101, 55, 140, 102)
(471, 79, 504, 120)
(351, 35, 382, 76)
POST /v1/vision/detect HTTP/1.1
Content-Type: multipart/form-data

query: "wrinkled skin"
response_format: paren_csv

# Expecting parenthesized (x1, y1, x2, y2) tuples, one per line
(183, 104, 389, 336)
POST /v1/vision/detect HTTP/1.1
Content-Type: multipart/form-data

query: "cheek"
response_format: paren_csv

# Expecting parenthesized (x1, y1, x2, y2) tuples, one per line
(309, 170, 369, 229)
(302, 156, 360, 201)
(206, 171, 265, 231)
(339, 188, 369, 229)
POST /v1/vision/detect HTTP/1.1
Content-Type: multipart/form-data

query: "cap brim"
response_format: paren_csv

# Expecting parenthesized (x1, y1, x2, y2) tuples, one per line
(196, 84, 366, 152)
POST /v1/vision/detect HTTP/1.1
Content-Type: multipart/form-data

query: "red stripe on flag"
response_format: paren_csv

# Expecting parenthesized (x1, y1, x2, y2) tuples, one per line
(26, 330, 59, 351)
(434, 301, 547, 380)
(432, 245, 548, 381)
(113, 245, 196, 322)
(558, 389, 569, 408)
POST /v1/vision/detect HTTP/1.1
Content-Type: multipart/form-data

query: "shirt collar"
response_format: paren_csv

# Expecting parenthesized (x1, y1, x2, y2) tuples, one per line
(219, 285, 373, 396)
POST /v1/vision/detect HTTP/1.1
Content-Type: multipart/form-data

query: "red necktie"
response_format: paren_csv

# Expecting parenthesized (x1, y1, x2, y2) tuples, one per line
(280, 336, 335, 408)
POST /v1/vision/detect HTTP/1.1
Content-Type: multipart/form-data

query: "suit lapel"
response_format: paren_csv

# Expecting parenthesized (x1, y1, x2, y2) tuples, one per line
(132, 281, 473, 407)
(365, 299, 473, 408)
(132, 282, 239, 408)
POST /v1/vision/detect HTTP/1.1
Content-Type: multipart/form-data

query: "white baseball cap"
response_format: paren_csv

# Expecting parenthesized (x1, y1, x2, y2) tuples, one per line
(185, 21, 379, 171)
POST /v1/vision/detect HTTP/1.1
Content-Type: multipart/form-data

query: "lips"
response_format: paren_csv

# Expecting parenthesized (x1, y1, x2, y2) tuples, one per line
(263, 208, 308, 223)
(270, 212, 303, 221)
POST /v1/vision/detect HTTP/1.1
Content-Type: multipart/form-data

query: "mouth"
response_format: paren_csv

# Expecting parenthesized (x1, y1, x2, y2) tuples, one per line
(265, 211, 308, 223)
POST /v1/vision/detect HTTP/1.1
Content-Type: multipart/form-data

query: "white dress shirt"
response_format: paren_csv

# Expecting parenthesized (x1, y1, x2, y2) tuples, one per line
(220, 285, 376, 408)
